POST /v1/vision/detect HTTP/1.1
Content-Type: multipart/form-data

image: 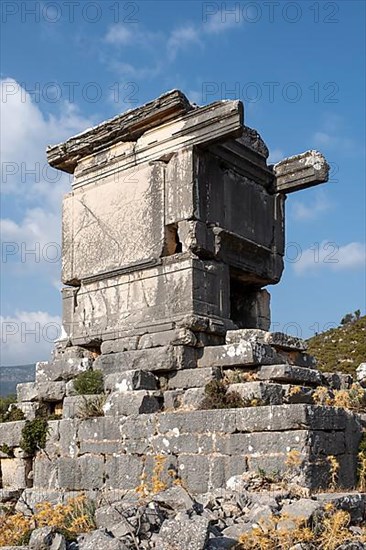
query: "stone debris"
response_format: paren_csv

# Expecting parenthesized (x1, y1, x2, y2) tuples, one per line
(5, 483, 365, 549)
(356, 363, 366, 387)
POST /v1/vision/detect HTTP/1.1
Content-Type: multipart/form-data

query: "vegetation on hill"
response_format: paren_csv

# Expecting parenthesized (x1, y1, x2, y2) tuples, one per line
(0, 364, 35, 396)
(307, 313, 366, 376)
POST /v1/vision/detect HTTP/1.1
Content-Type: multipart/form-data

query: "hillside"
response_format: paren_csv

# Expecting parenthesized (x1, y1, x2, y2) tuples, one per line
(0, 364, 35, 396)
(307, 315, 366, 376)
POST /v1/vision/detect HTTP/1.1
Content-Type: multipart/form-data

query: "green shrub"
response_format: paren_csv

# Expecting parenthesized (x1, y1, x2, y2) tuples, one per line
(77, 394, 106, 419)
(0, 395, 25, 423)
(0, 443, 14, 457)
(199, 380, 245, 410)
(74, 370, 104, 395)
(0, 395, 24, 422)
(20, 418, 49, 455)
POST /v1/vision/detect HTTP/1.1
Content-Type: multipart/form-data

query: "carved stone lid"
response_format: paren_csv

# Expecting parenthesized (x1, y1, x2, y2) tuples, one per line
(47, 89, 194, 173)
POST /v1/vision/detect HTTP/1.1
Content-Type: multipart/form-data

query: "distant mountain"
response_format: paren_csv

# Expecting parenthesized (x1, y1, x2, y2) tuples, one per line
(0, 364, 36, 396)
(307, 315, 366, 377)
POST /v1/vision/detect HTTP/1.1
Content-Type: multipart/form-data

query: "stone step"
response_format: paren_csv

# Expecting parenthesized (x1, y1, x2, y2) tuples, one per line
(36, 356, 94, 383)
(227, 382, 283, 405)
(104, 370, 158, 392)
(226, 328, 307, 351)
(103, 390, 162, 416)
(197, 342, 281, 368)
(94, 345, 197, 375)
(257, 365, 323, 385)
(167, 367, 222, 390)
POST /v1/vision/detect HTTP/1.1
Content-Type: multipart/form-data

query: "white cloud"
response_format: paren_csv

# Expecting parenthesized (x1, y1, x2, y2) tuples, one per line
(105, 24, 134, 45)
(0, 78, 93, 196)
(291, 190, 332, 221)
(293, 241, 366, 275)
(203, 11, 242, 34)
(0, 310, 62, 366)
(1, 78, 94, 288)
(312, 113, 359, 154)
(103, 15, 239, 78)
(167, 26, 202, 61)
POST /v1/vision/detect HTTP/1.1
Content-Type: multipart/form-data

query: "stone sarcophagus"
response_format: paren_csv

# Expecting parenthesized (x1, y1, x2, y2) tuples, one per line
(4, 91, 364, 505)
(47, 90, 329, 348)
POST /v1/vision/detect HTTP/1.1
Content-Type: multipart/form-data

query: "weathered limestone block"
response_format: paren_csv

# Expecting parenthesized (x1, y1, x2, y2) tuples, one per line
(154, 514, 210, 550)
(94, 345, 197, 375)
(273, 150, 329, 193)
(0, 457, 32, 490)
(33, 456, 58, 489)
(77, 417, 125, 455)
(197, 341, 280, 368)
(29, 528, 66, 550)
(16, 382, 38, 402)
(53, 345, 95, 361)
(257, 364, 322, 385)
(104, 370, 158, 392)
(157, 405, 357, 435)
(278, 350, 317, 369)
(177, 220, 215, 257)
(138, 328, 197, 349)
(104, 455, 142, 490)
(227, 382, 283, 405)
(215, 430, 309, 456)
(62, 162, 166, 284)
(57, 455, 105, 490)
(65, 380, 77, 396)
(36, 357, 93, 383)
(78, 529, 124, 550)
(103, 391, 161, 416)
(36, 381, 66, 402)
(167, 367, 222, 390)
(63, 257, 231, 345)
(16, 402, 40, 420)
(163, 390, 185, 411)
(101, 337, 139, 354)
(356, 362, 366, 387)
(226, 328, 307, 351)
(181, 388, 206, 409)
(0, 421, 25, 450)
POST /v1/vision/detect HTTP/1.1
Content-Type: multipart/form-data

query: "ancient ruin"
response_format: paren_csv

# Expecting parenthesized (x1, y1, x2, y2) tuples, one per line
(0, 91, 364, 549)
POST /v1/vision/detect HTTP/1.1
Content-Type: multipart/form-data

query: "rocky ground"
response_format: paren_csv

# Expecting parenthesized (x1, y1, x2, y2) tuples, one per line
(2, 473, 365, 550)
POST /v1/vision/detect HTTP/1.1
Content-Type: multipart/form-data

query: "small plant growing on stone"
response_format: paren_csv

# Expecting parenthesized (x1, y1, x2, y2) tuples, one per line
(327, 455, 340, 491)
(313, 386, 333, 406)
(151, 454, 168, 494)
(0, 443, 14, 457)
(333, 383, 366, 411)
(199, 380, 245, 410)
(0, 395, 25, 423)
(236, 505, 365, 550)
(285, 449, 302, 471)
(357, 435, 366, 492)
(0, 494, 96, 546)
(77, 394, 106, 419)
(20, 418, 49, 456)
(136, 455, 168, 498)
(312, 383, 365, 413)
(74, 369, 104, 395)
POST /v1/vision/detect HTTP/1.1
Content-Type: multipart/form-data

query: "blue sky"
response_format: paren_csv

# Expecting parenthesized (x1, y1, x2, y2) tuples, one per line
(1, 0, 365, 365)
